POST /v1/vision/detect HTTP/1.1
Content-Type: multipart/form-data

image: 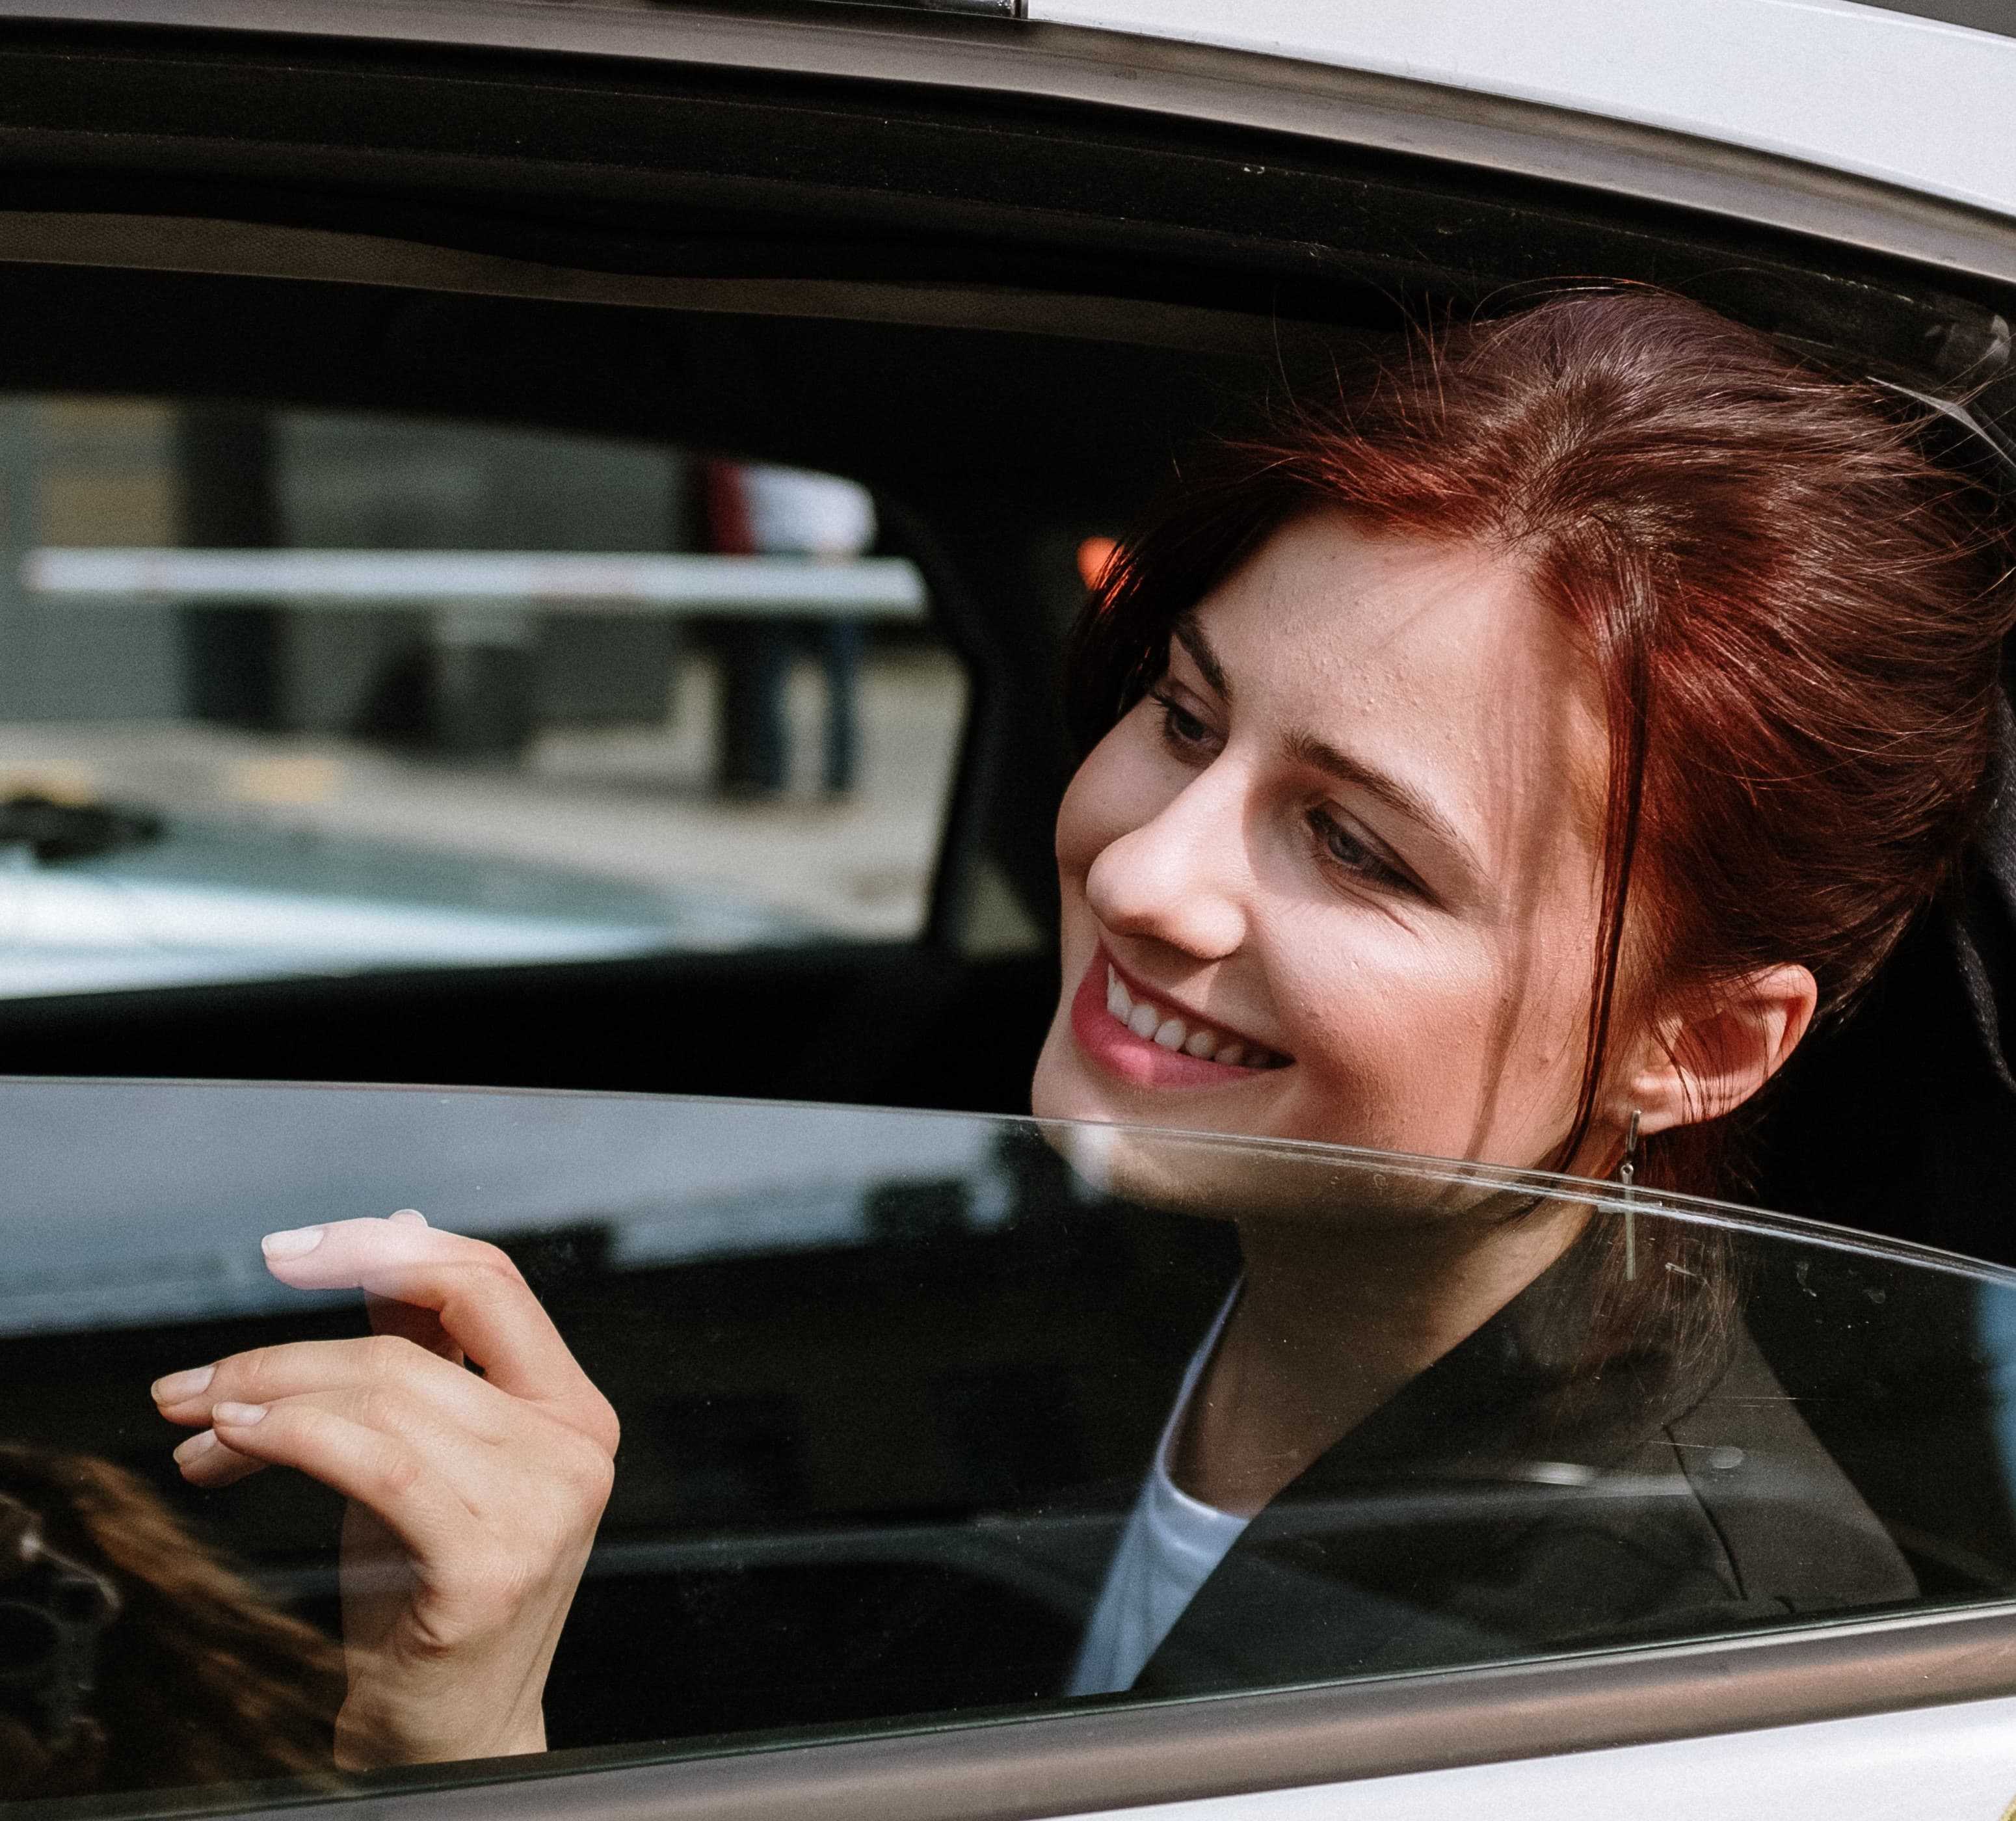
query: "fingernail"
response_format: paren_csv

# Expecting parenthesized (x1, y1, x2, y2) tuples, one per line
(173, 1430, 218, 1465)
(390, 1208, 428, 1226)
(261, 1226, 325, 1259)
(212, 1402, 267, 1427)
(151, 1365, 214, 1403)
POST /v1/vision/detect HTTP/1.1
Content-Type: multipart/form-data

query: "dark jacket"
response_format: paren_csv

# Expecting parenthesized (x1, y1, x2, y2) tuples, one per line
(1127, 1235, 1916, 1695)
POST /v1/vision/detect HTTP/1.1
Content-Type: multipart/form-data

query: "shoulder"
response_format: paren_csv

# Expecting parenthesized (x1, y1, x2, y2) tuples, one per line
(1660, 1323, 1916, 1612)
(1138, 1322, 1914, 1693)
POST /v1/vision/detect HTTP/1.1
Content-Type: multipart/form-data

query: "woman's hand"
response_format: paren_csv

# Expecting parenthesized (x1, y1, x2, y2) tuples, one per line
(150, 1212, 618, 1769)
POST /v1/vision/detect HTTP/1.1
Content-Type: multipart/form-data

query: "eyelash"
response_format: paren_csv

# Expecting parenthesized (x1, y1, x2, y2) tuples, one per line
(1152, 689, 1216, 755)
(1150, 690, 1418, 899)
(1305, 806, 1415, 895)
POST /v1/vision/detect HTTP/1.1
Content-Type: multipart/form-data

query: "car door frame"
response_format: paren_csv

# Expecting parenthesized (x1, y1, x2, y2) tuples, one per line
(1, 5, 2015, 1812)
(204, 1602, 2016, 1820)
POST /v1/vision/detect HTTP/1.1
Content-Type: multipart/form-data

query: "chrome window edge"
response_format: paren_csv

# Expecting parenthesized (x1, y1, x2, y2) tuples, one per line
(0, 1077, 1998, 1286)
(0, 0, 2013, 294)
(193, 1604, 2016, 1821)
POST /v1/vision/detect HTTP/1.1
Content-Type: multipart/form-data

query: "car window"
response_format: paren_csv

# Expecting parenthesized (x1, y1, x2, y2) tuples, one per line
(0, 398, 964, 998)
(4, 1080, 2016, 1811)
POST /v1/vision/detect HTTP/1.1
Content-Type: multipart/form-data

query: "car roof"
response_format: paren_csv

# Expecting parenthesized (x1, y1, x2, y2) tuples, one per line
(1030, 0, 2016, 220)
(14, 0, 2016, 285)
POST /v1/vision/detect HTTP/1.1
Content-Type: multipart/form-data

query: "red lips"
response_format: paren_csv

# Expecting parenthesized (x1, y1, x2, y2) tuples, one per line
(1069, 947, 1282, 1089)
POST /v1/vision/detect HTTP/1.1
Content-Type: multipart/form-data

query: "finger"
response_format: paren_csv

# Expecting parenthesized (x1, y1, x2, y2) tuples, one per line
(368, 1209, 463, 1362)
(212, 1380, 608, 1535)
(208, 1392, 606, 1572)
(257, 1218, 598, 1417)
(152, 1336, 508, 1438)
(207, 1399, 459, 1560)
(373, 1210, 461, 1355)
(372, 1210, 462, 1361)
(216, 1385, 525, 1512)
(171, 1427, 269, 1488)
(366, 1292, 462, 1364)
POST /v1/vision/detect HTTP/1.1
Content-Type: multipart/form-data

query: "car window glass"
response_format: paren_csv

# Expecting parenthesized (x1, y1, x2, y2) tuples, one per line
(0, 399, 963, 998)
(3, 1082, 2016, 1809)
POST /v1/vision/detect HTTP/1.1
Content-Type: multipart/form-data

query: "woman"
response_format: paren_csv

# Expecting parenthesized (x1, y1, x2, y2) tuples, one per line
(148, 288, 2016, 1756)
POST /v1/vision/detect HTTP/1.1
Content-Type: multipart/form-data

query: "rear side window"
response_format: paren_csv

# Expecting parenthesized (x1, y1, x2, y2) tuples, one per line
(5, 1083, 2016, 1810)
(0, 397, 964, 997)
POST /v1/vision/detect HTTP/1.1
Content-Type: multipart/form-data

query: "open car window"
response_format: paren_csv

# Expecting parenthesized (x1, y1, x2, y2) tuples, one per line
(5, 1080, 2016, 1811)
(0, 398, 964, 998)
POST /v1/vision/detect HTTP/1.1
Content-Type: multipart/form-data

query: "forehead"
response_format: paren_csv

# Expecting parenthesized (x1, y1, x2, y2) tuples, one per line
(1190, 511, 1610, 866)
(1200, 512, 1572, 695)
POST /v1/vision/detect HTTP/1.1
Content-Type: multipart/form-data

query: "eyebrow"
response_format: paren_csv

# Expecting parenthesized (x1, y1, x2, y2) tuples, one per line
(1285, 731, 1482, 886)
(1171, 612, 1231, 701)
(1173, 611, 1483, 892)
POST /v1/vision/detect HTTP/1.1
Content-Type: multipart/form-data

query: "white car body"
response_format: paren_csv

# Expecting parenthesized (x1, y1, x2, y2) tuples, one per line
(1110, 1696, 2016, 1820)
(1035, 0, 2016, 220)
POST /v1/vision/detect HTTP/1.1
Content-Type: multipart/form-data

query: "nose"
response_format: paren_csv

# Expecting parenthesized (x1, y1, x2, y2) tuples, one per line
(1085, 765, 1249, 961)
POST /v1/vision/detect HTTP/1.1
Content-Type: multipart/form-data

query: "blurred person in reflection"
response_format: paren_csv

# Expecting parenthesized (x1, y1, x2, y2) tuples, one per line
(146, 288, 2015, 1753)
(0, 1444, 342, 1797)
(701, 458, 877, 797)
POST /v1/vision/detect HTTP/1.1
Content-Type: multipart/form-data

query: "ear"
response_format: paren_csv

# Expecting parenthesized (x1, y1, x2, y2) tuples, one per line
(1621, 964, 1819, 1136)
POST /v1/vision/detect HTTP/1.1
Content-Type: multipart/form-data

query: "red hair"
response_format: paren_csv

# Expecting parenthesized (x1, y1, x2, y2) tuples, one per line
(1069, 289, 2016, 1199)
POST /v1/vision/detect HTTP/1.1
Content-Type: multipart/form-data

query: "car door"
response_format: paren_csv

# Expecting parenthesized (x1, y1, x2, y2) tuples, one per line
(0, 1078, 2014, 1816)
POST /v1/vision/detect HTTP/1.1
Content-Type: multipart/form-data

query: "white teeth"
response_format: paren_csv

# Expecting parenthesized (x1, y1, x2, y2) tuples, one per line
(1100, 963, 1282, 1069)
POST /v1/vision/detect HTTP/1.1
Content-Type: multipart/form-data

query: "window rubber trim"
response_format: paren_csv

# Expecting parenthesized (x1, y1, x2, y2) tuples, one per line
(204, 1602, 2016, 1821)
(1, 0, 2014, 297)
(0, 209, 1320, 356)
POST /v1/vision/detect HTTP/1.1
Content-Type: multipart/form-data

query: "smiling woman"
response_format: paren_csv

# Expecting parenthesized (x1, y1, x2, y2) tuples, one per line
(1028, 285, 2015, 1688)
(144, 288, 2016, 1760)
(1047, 288, 2014, 1196)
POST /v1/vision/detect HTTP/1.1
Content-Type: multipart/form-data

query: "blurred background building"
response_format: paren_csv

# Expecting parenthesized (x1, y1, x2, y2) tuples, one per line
(0, 397, 972, 995)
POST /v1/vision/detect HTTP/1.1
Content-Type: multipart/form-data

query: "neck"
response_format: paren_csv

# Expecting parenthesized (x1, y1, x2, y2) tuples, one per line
(1168, 1199, 1588, 1517)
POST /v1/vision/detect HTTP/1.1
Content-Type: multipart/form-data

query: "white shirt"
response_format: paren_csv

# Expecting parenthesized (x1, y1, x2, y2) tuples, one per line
(741, 465, 877, 557)
(1067, 1286, 1249, 1695)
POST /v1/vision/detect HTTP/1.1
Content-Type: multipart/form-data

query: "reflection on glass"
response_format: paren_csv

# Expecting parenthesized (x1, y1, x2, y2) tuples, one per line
(0, 1446, 341, 1800)
(0, 1084, 2010, 1803)
(0, 400, 966, 998)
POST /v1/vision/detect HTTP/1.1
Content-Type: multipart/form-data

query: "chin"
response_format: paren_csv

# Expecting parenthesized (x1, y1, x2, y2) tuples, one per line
(1029, 1022, 1089, 1123)
(1029, 1015, 1163, 1130)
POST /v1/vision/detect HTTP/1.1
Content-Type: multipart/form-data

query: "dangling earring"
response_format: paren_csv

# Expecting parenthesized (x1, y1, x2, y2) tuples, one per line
(1617, 1109, 1641, 1282)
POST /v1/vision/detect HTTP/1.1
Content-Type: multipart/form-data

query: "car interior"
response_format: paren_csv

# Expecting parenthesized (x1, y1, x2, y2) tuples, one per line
(0, 5, 2014, 1790)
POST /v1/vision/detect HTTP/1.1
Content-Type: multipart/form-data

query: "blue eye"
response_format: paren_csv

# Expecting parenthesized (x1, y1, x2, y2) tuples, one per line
(1151, 691, 1214, 752)
(1309, 808, 1411, 893)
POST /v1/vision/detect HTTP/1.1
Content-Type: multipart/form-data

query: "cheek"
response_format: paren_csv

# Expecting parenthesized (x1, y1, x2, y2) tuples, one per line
(1267, 920, 1476, 1093)
(1264, 915, 1591, 1150)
